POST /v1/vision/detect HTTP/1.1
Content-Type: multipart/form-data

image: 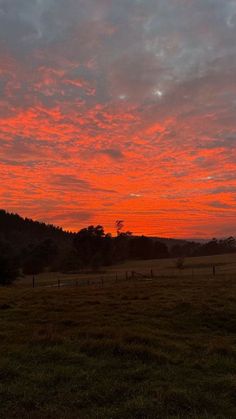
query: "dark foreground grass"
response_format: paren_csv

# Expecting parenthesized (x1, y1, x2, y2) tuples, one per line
(1, 274, 236, 418)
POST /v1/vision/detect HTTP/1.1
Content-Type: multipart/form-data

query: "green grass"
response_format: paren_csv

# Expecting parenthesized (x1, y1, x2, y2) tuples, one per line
(1, 255, 236, 418)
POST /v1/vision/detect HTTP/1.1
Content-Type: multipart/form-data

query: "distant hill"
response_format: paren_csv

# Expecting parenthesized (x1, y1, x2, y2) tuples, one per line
(0, 209, 72, 248)
(149, 236, 190, 249)
(0, 209, 76, 276)
(0, 209, 192, 249)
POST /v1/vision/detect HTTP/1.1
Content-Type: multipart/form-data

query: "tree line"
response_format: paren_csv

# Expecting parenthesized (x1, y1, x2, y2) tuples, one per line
(0, 210, 235, 285)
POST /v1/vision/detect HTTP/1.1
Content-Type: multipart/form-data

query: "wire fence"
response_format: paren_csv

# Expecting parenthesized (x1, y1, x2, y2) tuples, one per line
(31, 262, 236, 290)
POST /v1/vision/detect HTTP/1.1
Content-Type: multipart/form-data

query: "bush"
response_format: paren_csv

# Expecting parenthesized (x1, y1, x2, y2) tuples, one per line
(175, 257, 185, 270)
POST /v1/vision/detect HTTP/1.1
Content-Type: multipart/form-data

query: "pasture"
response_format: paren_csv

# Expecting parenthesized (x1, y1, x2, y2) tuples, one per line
(0, 253, 236, 418)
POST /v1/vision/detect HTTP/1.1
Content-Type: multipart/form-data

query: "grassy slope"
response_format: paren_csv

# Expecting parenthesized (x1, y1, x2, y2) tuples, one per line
(0, 255, 236, 418)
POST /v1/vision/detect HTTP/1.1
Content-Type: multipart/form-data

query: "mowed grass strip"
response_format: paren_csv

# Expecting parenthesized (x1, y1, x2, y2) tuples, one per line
(0, 272, 236, 418)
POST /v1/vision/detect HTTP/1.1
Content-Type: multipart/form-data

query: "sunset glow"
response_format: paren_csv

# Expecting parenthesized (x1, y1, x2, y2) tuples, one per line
(0, 0, 236, 237)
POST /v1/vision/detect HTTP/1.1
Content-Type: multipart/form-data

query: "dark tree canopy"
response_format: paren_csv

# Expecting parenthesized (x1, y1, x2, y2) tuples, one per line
(73, 225, 113, 269)
(0, 255, 19, 285)
(0, 209, 235, 280)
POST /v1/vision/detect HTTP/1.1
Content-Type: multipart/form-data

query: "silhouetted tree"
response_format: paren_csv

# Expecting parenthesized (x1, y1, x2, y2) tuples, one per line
(58, 249, 82, 273)
(129, 237, 169, 260)
(153, 240, 169, 259)
(129, 236, 153, 259)
(220, 236, 236, 253)
(197, 237, 236, 256)
(22, 238, 58, 275)
(114, 231, 132, 261)
(171, 244, 185, 258)
(0, 255, 19, 285)
(91, 252, 103, 272)
(74, 225, 109, 268)
(115, 220, 124, 236)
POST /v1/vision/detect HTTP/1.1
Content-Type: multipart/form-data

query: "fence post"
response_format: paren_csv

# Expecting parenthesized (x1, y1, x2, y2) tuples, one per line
(150, 269, 153, 278)
(32, 276, 35, 288)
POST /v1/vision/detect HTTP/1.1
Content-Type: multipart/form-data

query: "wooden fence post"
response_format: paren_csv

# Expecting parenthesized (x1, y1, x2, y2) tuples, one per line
(150, 269, 153, 278)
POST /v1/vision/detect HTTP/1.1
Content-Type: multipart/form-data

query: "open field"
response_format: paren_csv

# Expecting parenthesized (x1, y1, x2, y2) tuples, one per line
(21, 252, 236, 288)
(1, 253, 236, 418)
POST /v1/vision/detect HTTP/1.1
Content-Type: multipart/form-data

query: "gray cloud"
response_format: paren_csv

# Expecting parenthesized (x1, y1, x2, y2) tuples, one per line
(209, 200, 232, 209)
(100, 148, 124, 160)
(51, 174, 117, 194)
(1, 0, 236, 147)
(1, 0, 236, 99)
(208, 186, 236, 194)
(51, 174, 90, 190)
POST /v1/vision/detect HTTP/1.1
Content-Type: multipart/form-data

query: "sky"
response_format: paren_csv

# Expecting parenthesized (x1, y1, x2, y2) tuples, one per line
(0, 0, 236, 237)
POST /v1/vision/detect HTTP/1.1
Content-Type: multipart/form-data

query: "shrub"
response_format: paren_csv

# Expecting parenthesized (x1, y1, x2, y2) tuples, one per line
(175, 257, 185, 270)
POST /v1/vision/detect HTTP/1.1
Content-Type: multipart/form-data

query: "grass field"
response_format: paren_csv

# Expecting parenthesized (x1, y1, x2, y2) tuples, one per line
(1, 253, 236, 418)
(21, 252, 236, 288)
